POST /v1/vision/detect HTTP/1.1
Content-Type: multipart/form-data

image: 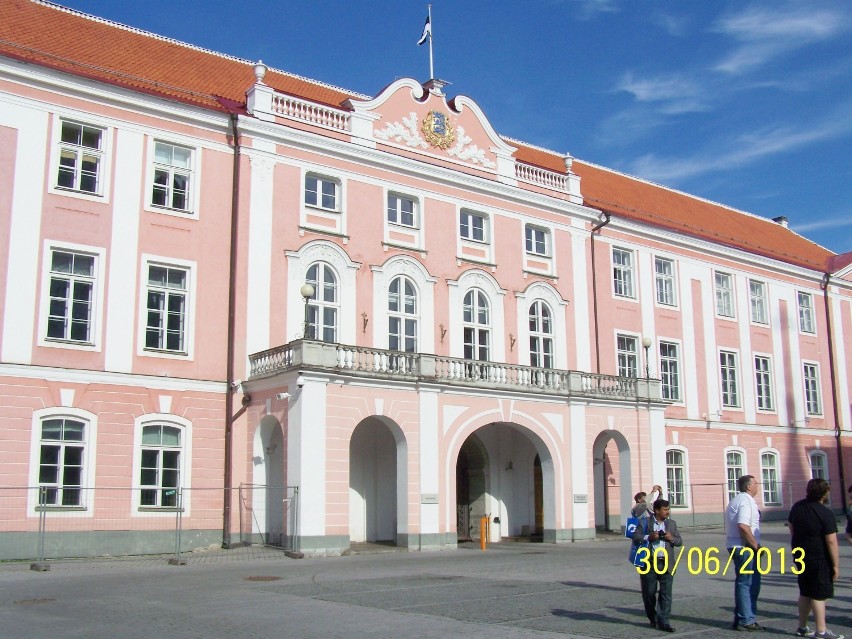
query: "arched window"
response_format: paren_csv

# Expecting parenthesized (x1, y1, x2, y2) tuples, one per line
(38, 417, 87, 506)
(725, 450, 744, 502)
(760, 451, 780, 505)
(140, 424, 182, 508)
(306, 262, 338, 342)
(809, 451, 828, 480)
(528, 300, 553, 369)
(665, 448, 687, 507)
(463, 289, 490, 362)
(388, 276, 417, 353)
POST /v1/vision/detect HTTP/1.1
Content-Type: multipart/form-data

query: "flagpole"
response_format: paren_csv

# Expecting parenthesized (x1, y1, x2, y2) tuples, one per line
(427, 4, 434, 80)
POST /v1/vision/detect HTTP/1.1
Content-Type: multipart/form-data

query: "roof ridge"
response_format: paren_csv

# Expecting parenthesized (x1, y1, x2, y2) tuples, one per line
(501, 135, 566, 159)
(36, 1, 369, 101)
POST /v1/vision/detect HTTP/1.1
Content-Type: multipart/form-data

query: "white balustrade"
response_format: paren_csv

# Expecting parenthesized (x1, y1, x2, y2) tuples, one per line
(270, 94, 350, 131)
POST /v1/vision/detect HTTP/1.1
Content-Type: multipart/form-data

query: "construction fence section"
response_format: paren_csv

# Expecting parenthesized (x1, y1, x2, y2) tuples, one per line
(0, 484, 298, 563)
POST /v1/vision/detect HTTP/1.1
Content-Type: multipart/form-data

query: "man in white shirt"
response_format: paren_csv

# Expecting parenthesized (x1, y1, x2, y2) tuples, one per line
(726, 475, 763, 632)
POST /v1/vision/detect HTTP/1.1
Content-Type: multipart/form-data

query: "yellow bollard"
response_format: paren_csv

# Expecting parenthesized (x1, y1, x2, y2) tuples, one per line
(480, 516, 487, 550)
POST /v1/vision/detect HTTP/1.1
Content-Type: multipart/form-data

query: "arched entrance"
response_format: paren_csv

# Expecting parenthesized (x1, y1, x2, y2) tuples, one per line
(349, 416, 407, 544)
(592, 430, 632, 532)
(252, 415, 285, 546)
(455, 422, 553, 543)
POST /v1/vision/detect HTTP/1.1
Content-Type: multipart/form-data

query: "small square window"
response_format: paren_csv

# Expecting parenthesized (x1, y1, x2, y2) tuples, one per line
(152, 142, 193, 212)
(525, 225, 549, 256)
(56, 121, 104, 194)
(460, 210, 487, 242)
(305, 175, 339, 211)
(387, 194, 417, 227)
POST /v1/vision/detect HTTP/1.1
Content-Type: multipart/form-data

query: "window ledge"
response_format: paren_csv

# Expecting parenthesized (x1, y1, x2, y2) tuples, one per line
(455, 255, 496, 268)
(138, 507, 184, 513)
(142, 347, 188, 356)
(298, 226, 350, 241)
(522, 269, 557, 280)
(35, 506, 87, 512)
(382, 241, 427, 255)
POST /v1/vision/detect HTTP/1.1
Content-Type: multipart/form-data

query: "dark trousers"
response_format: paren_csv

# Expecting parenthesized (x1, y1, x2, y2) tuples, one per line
(640, 568, 673, 626)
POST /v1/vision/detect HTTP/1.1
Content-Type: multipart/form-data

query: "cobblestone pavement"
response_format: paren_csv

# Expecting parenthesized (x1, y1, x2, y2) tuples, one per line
(1, 523, 850, 639)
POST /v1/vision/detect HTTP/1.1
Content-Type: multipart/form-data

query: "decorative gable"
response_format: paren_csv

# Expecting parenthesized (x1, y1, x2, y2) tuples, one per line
(346, 78, 518, 184)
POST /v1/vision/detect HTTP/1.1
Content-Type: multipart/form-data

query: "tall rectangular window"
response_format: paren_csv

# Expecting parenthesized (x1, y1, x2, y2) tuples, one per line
(655, 257, 676, 305)
(387, 193, 416, 227)
(57, 121, 104, 194)
(715, 271, 734, 317)
(145, 264, 188, 353)
(616, 334, 638, 377)
(754, 355, 774, 411)
(809, 452, 827, 480)
(47, 250, 95, 343)
(612, 248, 635, 298)
(304, 174, 338, 211)
(38, 417, 86, 507)
(725, 451, 744, 502)
(797, 291, 815, 333)
(152, 142, 193, 211)
(659, 341, 680, 401)
(761, 452, 780, 505)
(460, 210, 486, 242)
(720, 351, 740, 407)
(666, 449, 686, 507)
(749, 280, 768, 324)
(140, 424, 182, 508)
(803, 363, 822, 415)
(525, 225, 549, 256)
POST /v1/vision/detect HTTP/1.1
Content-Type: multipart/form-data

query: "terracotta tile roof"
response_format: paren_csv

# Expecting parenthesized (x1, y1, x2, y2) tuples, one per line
(0, 1, 839, 272)
(0, 0, 359, 111)
(511, 142, 835, 272)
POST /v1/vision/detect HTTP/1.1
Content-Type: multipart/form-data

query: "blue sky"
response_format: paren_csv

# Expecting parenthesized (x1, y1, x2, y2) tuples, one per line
(60, 1, 852, 256)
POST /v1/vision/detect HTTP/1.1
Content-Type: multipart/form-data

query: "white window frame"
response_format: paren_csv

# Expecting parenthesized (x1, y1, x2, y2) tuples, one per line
(616, 333, 639, 378)
(724, 448, 746, 503)
(137, 254, 196, 360)
(37, 241, 106, 352)
(528, 299, 554, 369)
(749, 279, 768, 325)
(459, 209, 488, 243)
(809, 450, 828, 480)
(463, 288, 491, 362)
(797, 291, 816, 334)
(665, 447, 688, 507)
(720, 350, 740, 408)
(524, 224, 550, 257)
(132, 414, 192, 515)
(304, 173, 340, 212)
(387, 192, 418, 229)
(654, 256, 677, 306)
(714, 271, 735, 318)
(753, 354, 775, 412)
(28, 407, 98, 515)
(305, 261, 340, 343)
(612, 247, 636, 299)
(48, 115, 111, 203)
(759, 449, 781, 506)
(659, 340, 681, 402)
(803, 362, 822, 416)
(146, 138, 200, 217)
(388, 275, 418, 353)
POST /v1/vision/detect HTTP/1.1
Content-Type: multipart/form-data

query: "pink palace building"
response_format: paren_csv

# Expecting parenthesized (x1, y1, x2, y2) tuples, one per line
(1, 1, 850, 559)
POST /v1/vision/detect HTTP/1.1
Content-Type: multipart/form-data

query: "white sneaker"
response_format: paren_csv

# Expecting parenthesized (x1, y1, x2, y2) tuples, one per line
(814, 630, 844, 639)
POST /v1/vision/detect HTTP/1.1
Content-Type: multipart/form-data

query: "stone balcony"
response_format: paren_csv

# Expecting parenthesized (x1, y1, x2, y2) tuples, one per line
(248, 340, 663, 403)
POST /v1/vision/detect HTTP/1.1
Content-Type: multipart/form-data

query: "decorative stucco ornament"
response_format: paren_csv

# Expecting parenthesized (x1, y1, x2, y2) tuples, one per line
(421, 110, 456, 150)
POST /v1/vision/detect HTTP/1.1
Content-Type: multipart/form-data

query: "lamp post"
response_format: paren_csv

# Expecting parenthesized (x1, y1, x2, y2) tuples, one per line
(300, 283, 315, 339)
(642, 336, 653, 379)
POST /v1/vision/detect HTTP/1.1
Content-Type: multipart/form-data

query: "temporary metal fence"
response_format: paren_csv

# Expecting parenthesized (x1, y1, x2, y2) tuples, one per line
(605, 480, 837, 532)
(0, 484, 298, 565)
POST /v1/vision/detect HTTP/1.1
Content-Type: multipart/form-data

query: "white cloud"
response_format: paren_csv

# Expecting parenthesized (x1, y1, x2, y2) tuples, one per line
(792, 215, 852, 234)
(712, 5, 850, 74)
(616, 72, 712, 114)
(625, 110, 852, 183)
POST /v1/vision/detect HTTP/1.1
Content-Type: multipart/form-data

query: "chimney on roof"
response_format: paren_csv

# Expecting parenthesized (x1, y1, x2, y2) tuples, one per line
(772, 216, 789, 228)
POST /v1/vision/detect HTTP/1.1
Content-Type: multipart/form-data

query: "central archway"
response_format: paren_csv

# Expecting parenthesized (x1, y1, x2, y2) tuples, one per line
(454, 421, 554, 543)
(592, 430, 632, 532)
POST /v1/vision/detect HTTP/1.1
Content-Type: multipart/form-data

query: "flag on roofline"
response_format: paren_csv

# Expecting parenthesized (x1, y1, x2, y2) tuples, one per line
(417, 15, 431, 45)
